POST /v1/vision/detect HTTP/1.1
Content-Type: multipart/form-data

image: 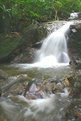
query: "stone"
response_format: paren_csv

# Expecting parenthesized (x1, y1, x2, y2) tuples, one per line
(71, 29, 77, 33)
(0, 69, 8, 80)
(1, 74, 28, 93)
(69, 22, 81, 59)
(0, 23, 47, 63)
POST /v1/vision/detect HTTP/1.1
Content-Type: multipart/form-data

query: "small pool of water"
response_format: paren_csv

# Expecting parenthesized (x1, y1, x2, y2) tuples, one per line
(0, 63, 72, 80)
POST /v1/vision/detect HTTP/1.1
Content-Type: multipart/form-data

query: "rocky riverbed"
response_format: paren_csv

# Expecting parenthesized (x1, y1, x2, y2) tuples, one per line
(0, 59, 81, 121)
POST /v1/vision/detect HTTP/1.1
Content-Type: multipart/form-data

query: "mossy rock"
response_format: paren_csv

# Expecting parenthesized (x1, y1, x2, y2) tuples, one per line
(22, 24, 47, 46)
(0, 33, 23, 63)
(0, 23, 47, 63)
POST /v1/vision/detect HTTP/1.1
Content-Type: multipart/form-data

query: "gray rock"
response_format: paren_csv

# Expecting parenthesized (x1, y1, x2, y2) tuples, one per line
(1, 74, 28, 93)
(0, 69, 8, 80)
(69, 22, 81, 59)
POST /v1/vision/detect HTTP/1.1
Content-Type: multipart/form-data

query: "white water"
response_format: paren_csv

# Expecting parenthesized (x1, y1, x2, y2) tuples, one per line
(35, 22, 72, 67)
(0, 90, 70, 121)
(70, 12, 78, 19)
(15, 22, 73, 69)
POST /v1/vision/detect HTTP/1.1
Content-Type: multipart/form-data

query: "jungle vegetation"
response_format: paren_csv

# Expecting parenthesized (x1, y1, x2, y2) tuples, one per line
(0, 0, 81, 32)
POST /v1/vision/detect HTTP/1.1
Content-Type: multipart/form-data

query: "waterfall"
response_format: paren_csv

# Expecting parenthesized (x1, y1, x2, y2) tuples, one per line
(33, 22, 72, 68)
(14, 22, 73, 68)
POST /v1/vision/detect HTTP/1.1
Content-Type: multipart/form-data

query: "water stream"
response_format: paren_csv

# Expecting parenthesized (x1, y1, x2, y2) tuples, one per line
(0, 21, 74, 121)
(36, 22, 71, 65)
(14, 22, 72, 69)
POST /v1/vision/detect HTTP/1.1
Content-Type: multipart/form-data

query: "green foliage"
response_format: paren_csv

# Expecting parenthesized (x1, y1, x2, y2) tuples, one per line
(0, 4, 11, 19)
(0, 0, 81, 30)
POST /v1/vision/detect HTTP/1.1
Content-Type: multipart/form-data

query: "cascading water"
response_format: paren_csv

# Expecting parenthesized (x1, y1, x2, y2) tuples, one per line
(31, 22, 72, 68)
(15, 22, 73, 68)
(38, 23, 70, 63)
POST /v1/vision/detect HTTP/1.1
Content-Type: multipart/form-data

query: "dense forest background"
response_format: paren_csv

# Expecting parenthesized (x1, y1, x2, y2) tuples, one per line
(0, 0, 81, 33)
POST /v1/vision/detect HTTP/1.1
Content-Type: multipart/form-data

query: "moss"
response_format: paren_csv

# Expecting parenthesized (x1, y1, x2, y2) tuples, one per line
(0, 23, 47, 63)
(0, 34, 23, 61)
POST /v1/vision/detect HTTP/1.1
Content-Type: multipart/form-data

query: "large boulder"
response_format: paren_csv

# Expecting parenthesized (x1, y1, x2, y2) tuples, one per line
(11, 24, 47, 63)
(0, 24, 47, 63)
(68, 22, 81, 60)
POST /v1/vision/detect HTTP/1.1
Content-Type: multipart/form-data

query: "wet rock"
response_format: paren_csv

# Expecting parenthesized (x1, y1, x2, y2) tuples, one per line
(8, 74, 28, 82)
(45, 83, 60, 94)
(42, 21, 66, 33)
(24, 78, 64, 100)
(8, 76, 18, 81)
(33, 41, 42, 49)
(11, 24, 47, 63)
(7, 83, 25, 96)
(22, 24, 47, 44)
(72, 83, 81, 98)
(0, 69, 8, 80)
(65, 99, 81, 121)
(76, 59, 81, 69)
(63, 66, 81, 120)
(1, 74, 28, 94)
(24, 83, 45, 99)
(51, 84, 60, 94)
(1, 74, 34, 97)
(0, 23, 47, 63)
(69, 22, 81, 59)
(10, 23, 47, 63)
(69, 60, 77, 66)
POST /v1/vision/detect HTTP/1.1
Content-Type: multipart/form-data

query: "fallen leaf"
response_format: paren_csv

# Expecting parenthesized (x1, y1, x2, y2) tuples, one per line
(65, 77, 70, 86)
